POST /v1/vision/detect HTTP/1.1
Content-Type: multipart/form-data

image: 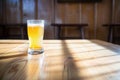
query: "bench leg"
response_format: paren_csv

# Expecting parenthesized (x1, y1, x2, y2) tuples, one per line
(108, 27, 113, 42)
(80, 27, 85, 39)
(58, 26, 61, 39)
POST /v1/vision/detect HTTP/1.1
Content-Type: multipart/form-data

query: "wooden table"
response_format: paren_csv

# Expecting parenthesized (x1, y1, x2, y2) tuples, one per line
(103, 24, 120, 42)
(51, 23, 88, 39)
(0, 40, 120, 80)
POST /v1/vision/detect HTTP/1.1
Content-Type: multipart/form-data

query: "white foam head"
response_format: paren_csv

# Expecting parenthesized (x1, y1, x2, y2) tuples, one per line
(27, 20, 44, 27)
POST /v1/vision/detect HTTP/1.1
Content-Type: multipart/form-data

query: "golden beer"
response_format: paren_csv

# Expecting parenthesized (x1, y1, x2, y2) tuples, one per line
(28, 25, 44, 50)
(27, 20, 44, 54)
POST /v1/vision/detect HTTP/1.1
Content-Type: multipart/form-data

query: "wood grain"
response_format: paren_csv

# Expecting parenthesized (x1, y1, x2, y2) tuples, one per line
(0, 40, 120, 80)
(38, 0, 54, 39)
(0, 0, 3, 36)
(64, 4, 80, 38)
(81, 3, 94, 39)
(96, 0, 112, 41)
(113, 0, 120, 23)
(55, 3, 67, 38)
(5, 0, 21, 23)
(3, 0, 22, 39)
(22, 0, 35, 23)
(112, 0, 120, 43)
(0, 0, 2, 23)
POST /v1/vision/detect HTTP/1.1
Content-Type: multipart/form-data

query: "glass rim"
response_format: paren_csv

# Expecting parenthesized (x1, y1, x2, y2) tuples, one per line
(27, 20, 44, 26)
(27, 20, 44, 22)
(27, 19, 44, 21)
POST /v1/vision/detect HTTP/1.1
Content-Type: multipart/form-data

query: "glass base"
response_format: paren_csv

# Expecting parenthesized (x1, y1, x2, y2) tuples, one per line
(28, 48, 44, 55)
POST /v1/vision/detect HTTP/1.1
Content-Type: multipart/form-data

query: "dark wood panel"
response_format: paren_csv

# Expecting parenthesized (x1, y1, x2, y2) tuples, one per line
(81, 3, 94, 39)
(38, 0, 54, 39)
(0, 0, 120, 41)
(22, 0, 35, 23)
(5, 0, 21, 23)
(0, 0, 2, 23)
(55, 3, 66, 38)
(114, 0, 120, 23)
(113, 0, 120, 43)
(64, 4, 81, 38)
(2, 0, 22, 39)
(0, 0, 3, 36)
(96, 0, 112, 41)
(55, 3, 82, 38)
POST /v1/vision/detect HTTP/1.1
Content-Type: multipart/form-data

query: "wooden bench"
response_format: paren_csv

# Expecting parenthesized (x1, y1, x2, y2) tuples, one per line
(0, 23, 27, 39)
(103, 24, 120, 43)
(51, 23, 88, 39)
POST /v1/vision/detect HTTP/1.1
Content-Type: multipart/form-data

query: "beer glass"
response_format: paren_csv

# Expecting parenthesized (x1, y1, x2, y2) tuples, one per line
(27, 20, 44, 54)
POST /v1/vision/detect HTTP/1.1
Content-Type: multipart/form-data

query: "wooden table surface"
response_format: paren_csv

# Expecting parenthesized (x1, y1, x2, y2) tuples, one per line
(0, 40, 120, 80)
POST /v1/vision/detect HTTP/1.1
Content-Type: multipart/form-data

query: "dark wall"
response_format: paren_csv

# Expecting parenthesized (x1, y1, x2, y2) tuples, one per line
(0, 0, 54, 39)
(0, 0, 120, 40)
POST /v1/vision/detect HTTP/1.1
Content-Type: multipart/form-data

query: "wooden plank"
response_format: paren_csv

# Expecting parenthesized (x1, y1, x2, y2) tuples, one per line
(79, 4, 82, 23)
(0, 40, 120, 80)
(2, 0, 22, 39)
(96, 0, 112, 41)
(5, 0, 21, 23)
(2, 0, 6, 23)
(81, 3, 95, 39)
(55, 2, 66, 38)
(64, 4, 80, 23)
(64, 4, 81, 38)
(113, 0, 120, 23)
(55, 3, 83, 38)
(112, 0, 120, 43)
(0, 0, 2, 23)
(0, 0, 3, 37)
(42, 40, 120, 80)
(38, 0, 54, 39)
(55, 3, 66, 23)
(35, 0, 38, 19)
(22, 0, 35, 23)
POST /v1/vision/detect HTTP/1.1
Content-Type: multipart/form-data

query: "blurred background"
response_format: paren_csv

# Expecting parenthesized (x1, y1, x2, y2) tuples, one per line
(0, 0, 120, 44)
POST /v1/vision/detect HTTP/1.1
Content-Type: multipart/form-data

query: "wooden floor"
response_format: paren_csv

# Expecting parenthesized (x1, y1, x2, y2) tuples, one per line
(0, 40, 120, 80)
